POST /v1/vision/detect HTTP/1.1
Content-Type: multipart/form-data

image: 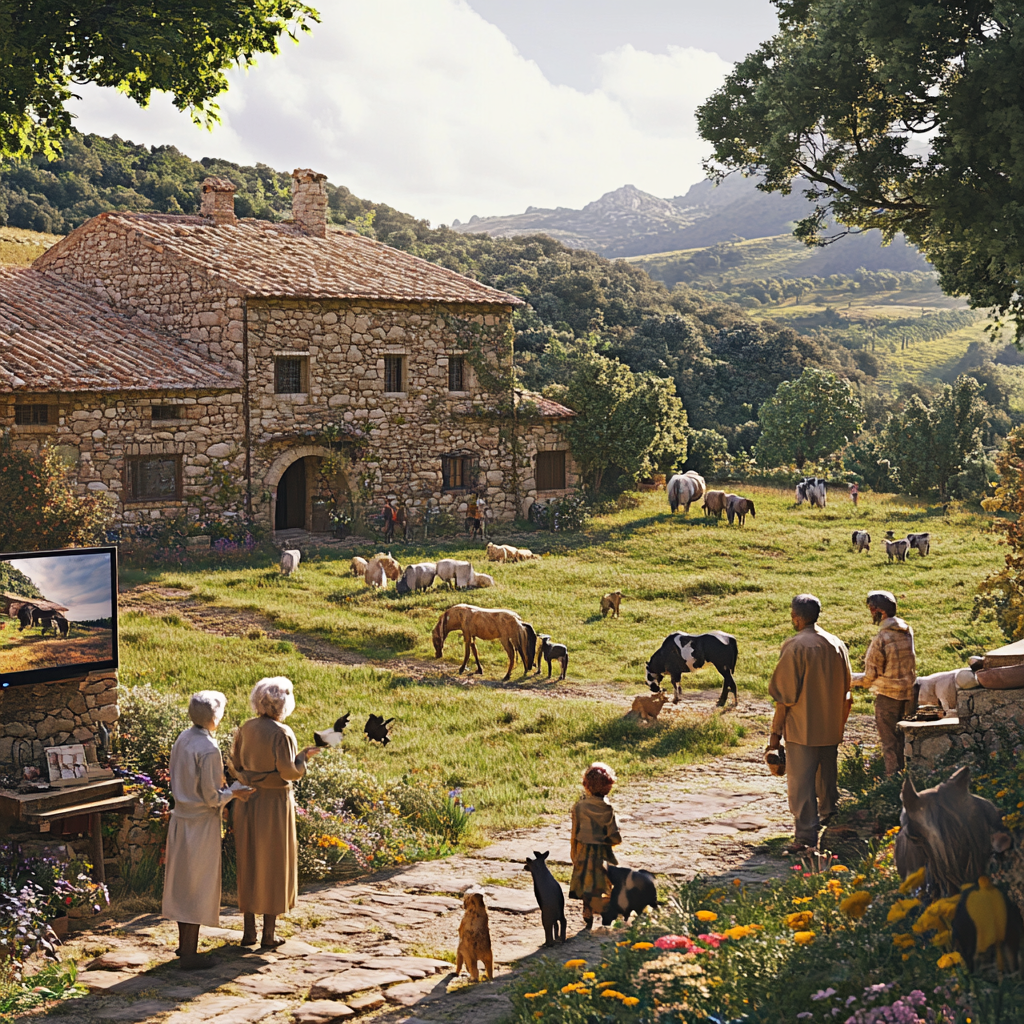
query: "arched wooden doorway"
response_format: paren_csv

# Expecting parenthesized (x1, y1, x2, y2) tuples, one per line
(275, 457, 308, 530)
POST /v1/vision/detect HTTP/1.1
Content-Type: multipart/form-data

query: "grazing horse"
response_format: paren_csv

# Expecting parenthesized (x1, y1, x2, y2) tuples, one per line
(645, 630, 739, 707)
(431, 604, 537, 681)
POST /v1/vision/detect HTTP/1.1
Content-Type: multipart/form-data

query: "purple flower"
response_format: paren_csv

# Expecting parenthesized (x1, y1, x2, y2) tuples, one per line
(797, 1014, 813, 1020)
(813, 988, 838, 1001)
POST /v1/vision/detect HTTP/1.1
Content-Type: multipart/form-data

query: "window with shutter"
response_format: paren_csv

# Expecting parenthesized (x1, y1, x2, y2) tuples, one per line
(384, 356, 404, 393)
(448, 356, 465, 392)
(441, 454, 477, 491)
(126, 456, 181, 501)
(536, 451, 566, 490)
(275, 357, 306, 394)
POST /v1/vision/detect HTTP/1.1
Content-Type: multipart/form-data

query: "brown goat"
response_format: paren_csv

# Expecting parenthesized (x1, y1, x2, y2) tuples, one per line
(600, 591, 622, 618)
(725, 494, 756, 526)
(702, 489, 728, 519)
(431, 604, 537, 681)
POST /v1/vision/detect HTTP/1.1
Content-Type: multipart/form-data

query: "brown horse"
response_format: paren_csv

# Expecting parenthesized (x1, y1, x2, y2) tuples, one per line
(431, 604, 537, 681)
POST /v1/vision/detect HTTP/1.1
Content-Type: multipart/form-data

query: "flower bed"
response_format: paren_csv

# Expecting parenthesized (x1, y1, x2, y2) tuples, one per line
(508, 838, 1024, 1023)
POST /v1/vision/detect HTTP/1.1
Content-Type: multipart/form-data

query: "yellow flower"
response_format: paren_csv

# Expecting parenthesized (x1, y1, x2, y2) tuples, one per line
(792, 897, 813, 905)
(564, 959, 587, 969)
(793, 931, 816, 945)
(724, 925, 756, 940)
(582, 972, 595, 980)
(912, 897, 959, 935)
(938, 952, 964, 969)
(616, 940, 631, 947)
(892, 933, 916, 949)
(899, 867, 926, 894)
(561, 983, 585, 994)
(696, 910, 718, 922)
(622, 996, 640, 1007)
(931, 930, 951, 947)
(601, 990, 626, 1000)
(851, 874, 867, 886)
(732, 878, 742, 887)
(524, 990, 548, 999)
(902, 953, 910, 961)
(596, 981, 617, 989)
(996, 790, 1007, 798)
(533, 1014, 543, 1020)
(786, 911, 814, 929)
(830, 865, 849, 873)
(632, 942, 654, 950)
(887, 898, 921, 923)
(840, 891, 873, 920)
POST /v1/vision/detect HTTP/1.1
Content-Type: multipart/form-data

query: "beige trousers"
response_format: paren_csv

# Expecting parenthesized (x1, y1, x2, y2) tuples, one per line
(785, 742, 838, 846)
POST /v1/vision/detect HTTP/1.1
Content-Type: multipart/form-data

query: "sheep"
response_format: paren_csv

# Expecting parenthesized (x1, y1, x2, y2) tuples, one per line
(280, 549, 301, 576)
(364, 558, 387, 589)
(886, 538, 911, 563)
(725, 494, 755, 526)
(515, 547, 541, 560)
(667, 472, 705, 514)
(907, 532, 931, 556)
(471, 572, 496, 588)
(535, 634, 569, 680)
(371, 552, 402, 580)
(851, 530, 871, 553)
(351, 556, 368, 577)
(702, 489, 729, 519)
(436, 559, 493, 589)
(396, 562, 437, 595)
(600, 591, 622, 619)
(486, 542, 507, 562)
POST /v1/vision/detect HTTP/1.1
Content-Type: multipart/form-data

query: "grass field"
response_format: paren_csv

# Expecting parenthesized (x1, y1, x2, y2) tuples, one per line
(0, 627, 113, 672)
(115, 485, 1007, 832)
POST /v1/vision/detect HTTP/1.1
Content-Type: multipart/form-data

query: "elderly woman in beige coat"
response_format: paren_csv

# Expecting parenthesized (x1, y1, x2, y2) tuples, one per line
(232, 677, 319, 949)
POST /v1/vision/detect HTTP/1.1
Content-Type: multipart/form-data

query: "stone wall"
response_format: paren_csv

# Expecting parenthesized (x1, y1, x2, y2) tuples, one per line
(0, 670, 118, 773)
(3, 389, 243, 527)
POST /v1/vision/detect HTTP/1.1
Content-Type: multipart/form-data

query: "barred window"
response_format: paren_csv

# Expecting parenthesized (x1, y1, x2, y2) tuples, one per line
(275, 357, 306, 394)
(536, 450, 566, 490)
(448, 356, 465, 392)
(151, 405, 181, 421)
(384, 356, 404, 393)
(126, 456, 180, 501)
(442, 454, 477, 491)
(14, 404, 50, 425)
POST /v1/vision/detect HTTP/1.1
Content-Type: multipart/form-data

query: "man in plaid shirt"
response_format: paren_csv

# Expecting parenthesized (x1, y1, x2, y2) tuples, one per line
(856, 590, 917, 775)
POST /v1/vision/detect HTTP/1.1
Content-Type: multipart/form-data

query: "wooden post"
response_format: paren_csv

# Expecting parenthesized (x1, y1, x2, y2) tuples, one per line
(89, 811, 105, 884)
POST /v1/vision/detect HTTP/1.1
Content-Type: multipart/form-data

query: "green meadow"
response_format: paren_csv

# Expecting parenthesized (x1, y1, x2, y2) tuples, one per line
(117, 486, 1007, 832)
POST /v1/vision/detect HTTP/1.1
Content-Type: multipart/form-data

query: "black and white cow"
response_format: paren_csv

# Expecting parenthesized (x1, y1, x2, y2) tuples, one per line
(645, 631, 739, 708)
(796, 477, 827, 508)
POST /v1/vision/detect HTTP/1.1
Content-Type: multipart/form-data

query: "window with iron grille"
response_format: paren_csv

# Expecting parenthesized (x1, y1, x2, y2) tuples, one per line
(442, 455, 476, 491)
(275, 357, 306, 394)
(536, 450, 566, 490)
(126, 456, 180, 501)
(151, 405, 181, 421)
(384, 356, 404, 393)
(448, 356, 465, 392)
(14, 404, 50, 425)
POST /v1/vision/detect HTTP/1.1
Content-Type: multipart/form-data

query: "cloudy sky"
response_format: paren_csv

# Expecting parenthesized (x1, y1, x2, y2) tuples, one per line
(7, 553, 114, 621)
(66, 0, 778, 225)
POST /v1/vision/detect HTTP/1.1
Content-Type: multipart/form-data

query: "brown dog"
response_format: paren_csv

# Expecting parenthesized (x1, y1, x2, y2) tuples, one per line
(600, 591, 622, 619)
(455, 891, 493, 981)
(628, 689, 669, 726)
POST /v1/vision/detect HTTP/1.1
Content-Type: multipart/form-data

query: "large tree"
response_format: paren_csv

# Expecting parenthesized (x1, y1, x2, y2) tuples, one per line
(557, 354, 688, 494)
(0, 1, 318, 159)
(754, 367, 862, 468)
(697, 0, 1024, 337)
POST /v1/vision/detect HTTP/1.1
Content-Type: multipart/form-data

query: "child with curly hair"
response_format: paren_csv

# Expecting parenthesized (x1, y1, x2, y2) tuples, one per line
(569, 761, 622, 929)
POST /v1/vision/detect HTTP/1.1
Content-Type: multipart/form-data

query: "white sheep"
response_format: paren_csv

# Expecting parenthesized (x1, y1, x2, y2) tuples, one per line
(364, 558, 387, 589)
(351, 556, 368, 577)
(280, 549, 301, 576)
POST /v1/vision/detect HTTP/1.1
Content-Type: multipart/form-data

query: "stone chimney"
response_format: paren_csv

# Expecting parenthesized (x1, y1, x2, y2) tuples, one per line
(292, 168, 328, 238)
(200, 176, 237, 226)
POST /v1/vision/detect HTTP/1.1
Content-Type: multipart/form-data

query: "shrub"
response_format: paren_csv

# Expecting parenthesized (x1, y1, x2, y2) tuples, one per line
(112, 685, 188, 779)
(529, 493, 591, 532)
(615, 491, 643, 510)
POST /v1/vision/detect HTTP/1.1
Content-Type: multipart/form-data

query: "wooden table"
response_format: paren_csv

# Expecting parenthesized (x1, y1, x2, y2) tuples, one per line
(0, 780, 138, 884)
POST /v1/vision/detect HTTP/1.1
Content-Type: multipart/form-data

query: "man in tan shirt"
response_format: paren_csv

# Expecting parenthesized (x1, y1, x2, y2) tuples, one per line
(854, 590, 916, 776)
(769, 594, 853, 853)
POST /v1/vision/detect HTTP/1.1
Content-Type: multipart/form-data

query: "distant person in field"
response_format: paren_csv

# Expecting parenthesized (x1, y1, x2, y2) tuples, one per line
(381, 497, 396, 543)
(852, 590, 917, 776)
(849, 481, 859, 507)
(466, 492, 484, 539)
(569, 761, 622, 930)
(769, 594, 853, 855)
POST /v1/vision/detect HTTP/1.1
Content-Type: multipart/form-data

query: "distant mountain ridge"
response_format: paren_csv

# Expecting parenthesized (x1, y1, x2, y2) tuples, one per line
(453, 176, 930, 272)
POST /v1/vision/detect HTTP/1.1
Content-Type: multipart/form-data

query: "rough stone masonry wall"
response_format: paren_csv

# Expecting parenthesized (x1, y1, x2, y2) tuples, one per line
(956, 686, 1024, 753)
(3, 389, 244, 527)
(0, 670, 118, 773)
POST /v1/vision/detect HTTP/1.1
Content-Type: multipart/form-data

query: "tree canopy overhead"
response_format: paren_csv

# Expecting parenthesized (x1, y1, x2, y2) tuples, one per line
(0, 1, 318, 159)
(696, 0, 1024, 337)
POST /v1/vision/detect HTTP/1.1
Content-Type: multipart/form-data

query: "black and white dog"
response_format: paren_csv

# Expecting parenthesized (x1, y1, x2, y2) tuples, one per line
(601, 864, 658, 926)
(645, 631, 739, 708)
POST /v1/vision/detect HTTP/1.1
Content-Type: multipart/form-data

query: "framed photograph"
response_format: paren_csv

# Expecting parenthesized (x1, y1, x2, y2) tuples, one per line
(44, 743, 88, 786)
(0, 547, 118, 689)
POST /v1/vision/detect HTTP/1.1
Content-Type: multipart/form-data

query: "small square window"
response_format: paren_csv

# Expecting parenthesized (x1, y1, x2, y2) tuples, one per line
(14, 403, 50, 425)
(448, 356, 465, 392)
(384, 356, 404, 393)
(275, 357, 307, 394)
(536, 450, 566, 490)
(442, 454, 477, 492)
(151, 405, 181, 421)
(126, 456, 181, 501)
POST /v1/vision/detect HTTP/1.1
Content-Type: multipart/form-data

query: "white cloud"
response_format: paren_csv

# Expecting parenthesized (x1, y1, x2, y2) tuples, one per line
(66, 0, 731, 223)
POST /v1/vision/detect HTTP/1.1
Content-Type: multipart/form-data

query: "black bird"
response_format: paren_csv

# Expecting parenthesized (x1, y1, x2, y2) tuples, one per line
(314, 713, 351, 748)
(364, 714, 395, 746)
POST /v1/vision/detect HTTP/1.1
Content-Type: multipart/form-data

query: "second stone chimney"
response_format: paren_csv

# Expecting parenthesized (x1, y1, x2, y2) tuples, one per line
(200, 176, 237, 226)
(292, 168, 328, 238)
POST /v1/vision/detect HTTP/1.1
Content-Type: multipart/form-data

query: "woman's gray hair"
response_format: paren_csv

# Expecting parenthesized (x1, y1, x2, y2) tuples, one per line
(189, 690, 227, 729)
(250, 677, 296, 721)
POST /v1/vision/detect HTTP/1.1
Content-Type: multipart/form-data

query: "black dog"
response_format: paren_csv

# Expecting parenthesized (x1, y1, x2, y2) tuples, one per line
(601, 864, 658, 925)
(364, 714, 395, 746)
(535, 635, 569, 681)
(524, 851, 566, 946)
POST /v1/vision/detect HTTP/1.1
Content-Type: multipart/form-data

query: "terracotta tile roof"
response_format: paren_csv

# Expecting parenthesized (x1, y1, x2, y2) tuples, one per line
(42, 212, 525, 306)
(515, 389, 575, 419)
(0, 267, 238, 393)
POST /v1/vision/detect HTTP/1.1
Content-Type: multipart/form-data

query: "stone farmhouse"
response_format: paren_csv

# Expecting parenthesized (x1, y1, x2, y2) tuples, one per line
(0, 171, 576, 535)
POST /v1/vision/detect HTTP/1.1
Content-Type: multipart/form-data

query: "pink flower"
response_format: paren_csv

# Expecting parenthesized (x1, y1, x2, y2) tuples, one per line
(654, 934, 695, 951)
(697, 933, 725, 948)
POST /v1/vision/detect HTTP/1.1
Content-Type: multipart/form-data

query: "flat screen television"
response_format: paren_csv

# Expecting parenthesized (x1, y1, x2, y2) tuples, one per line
(0, 547, 118, 689)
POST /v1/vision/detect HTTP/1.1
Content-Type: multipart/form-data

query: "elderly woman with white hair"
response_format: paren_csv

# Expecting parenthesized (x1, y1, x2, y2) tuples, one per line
(232, 676, 319, 949)
(162, 690, 253, 970)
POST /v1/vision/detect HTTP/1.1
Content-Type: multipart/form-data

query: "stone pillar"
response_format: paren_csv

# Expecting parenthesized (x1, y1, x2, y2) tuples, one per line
(292, 168, 328, 238)
(200, 176, 237, 226)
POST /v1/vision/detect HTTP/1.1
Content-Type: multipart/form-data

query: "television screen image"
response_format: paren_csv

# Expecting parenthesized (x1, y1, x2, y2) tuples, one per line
(0, 547, 118, 688)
